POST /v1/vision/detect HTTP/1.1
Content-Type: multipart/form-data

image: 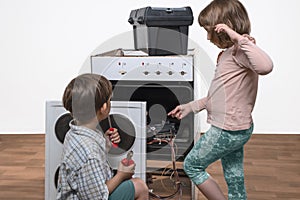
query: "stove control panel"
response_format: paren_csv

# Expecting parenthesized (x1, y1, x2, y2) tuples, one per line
(91, 56, 193, 81)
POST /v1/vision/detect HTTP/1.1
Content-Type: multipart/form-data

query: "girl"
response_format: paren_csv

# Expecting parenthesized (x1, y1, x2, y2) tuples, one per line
(168, 0, 273, 199)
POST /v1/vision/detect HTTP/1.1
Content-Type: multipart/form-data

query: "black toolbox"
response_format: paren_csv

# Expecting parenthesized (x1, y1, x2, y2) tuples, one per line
(128, 6, 193, 56)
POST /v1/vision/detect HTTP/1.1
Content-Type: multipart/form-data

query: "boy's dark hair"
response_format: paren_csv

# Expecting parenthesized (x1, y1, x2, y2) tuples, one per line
(199, 0, 251, 48)
(62, 73, 112, 123)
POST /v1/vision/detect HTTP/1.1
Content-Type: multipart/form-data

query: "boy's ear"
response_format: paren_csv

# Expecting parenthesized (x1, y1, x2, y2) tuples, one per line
(100, 102, 107, 113)
(96, 102, 107, 119)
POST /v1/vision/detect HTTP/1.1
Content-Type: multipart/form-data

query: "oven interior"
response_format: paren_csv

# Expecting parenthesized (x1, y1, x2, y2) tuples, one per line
(111, 80, 194, 161)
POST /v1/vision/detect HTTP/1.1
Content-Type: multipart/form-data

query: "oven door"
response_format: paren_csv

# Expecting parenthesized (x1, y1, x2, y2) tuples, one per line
(111, 81, 194, 161)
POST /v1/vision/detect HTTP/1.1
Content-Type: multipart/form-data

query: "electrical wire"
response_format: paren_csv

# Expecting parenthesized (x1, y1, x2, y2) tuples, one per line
(149, 136, 182, 199)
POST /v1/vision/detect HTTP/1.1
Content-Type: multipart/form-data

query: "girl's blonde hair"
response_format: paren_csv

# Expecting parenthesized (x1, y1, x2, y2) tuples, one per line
(199, 0, 251, 48)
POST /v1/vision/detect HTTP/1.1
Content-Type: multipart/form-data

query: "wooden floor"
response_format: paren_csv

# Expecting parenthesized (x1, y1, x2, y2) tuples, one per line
(0, 134, 299, 199)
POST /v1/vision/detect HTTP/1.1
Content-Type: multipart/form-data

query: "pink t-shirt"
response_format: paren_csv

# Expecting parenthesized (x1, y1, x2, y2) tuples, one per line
(193, 37, 273, 131)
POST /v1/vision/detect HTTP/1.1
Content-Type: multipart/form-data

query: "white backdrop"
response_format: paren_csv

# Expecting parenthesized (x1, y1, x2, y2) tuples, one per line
(0, 0, 299, 134)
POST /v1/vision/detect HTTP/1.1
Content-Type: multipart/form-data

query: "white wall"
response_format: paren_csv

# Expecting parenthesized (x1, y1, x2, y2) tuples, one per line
(0, 0, 299, 134)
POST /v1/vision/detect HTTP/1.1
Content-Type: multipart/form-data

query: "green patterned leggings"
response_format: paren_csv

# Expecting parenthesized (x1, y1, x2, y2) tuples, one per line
(183, 124, 253, 199)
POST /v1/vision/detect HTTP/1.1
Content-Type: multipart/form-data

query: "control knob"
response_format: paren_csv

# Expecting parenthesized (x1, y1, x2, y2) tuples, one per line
(180, 71, 187, 76)
(119, 70, 127, 75)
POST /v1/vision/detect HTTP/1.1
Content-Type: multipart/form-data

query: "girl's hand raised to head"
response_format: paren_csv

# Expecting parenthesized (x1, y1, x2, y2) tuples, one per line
(214, 24, 243, 43)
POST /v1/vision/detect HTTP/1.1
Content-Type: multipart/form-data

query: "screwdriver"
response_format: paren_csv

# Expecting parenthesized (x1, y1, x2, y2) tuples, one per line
(108, 115, 118, 148)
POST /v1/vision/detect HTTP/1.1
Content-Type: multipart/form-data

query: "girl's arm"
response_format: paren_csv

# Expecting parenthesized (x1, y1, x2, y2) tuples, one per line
(190, 97, 208, 113)
(215, 24, 273, 75)
(234, 38, 273, 75)
(167, 97, 207, 120)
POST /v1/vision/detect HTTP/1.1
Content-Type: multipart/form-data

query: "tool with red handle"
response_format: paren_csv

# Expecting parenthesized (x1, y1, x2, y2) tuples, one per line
(108, 116, 118, 148)
(121, 150, 134, 166)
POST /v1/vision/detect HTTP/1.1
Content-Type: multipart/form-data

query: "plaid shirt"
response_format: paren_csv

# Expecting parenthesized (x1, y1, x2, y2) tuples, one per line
(56, 120, 113, 200)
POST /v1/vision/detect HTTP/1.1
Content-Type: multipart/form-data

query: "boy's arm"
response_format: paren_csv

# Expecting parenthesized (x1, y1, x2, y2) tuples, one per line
(106, 162, 135, 193)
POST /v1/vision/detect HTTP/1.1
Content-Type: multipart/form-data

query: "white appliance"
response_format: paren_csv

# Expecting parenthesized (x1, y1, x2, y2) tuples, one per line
(45, 100, 146, 200)
(91, 49, 196, 161)
(90, 49, 199, 199)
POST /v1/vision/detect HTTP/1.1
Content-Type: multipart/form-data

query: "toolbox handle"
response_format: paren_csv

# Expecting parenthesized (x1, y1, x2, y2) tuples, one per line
(137, 16, 144, 24)
(128, 17, 134, 24)
(165, 8, 173, 13)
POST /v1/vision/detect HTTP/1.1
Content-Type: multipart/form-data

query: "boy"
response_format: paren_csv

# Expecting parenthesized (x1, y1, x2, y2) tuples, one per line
(57, 73, 149, 200)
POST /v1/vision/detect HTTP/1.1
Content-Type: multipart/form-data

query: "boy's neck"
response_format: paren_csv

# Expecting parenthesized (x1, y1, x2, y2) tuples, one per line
(76, 117, 98, 131)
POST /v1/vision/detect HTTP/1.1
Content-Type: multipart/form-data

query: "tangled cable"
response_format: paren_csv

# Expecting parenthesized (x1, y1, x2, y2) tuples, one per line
(148, 138, 182, 199)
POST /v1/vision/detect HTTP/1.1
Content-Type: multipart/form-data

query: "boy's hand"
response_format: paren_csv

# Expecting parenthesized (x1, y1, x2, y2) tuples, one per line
(105, 128, 121, 148)
(106, 160, 135, 192)
(117, 161, 135, 180)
